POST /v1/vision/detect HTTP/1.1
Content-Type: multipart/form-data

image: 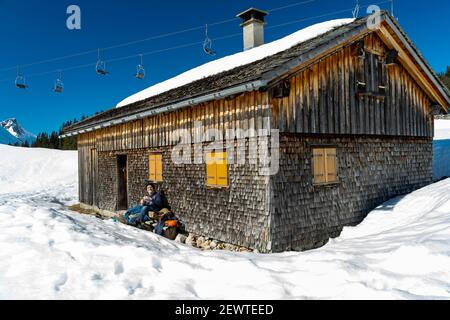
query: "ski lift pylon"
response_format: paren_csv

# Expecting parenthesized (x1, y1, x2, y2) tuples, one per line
(203, 24, 216, 56)
(53, 70, 64, 93)
(15, 66, 28, 89)
(96, 48, 109, 75)
(135, 54, 145, 79)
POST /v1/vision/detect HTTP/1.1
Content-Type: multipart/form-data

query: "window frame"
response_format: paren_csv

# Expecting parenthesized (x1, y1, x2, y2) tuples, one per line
(355, 49, 387, 99)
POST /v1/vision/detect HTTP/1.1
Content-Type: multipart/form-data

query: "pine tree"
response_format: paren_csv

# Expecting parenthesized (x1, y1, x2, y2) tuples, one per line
(438, 66, 450, 91)
(31, 115, 87, 150)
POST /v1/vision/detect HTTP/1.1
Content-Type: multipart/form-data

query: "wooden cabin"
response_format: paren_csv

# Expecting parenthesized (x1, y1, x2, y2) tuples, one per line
(61, 10, 450, 253)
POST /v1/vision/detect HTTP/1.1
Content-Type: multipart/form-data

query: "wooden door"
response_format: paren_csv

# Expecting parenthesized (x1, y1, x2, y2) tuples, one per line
(90, 149, 98, 207)
(117, 155, 128, 210)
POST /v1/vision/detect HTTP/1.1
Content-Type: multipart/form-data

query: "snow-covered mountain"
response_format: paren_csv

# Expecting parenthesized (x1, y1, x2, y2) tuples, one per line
(0, 118, 36, 145)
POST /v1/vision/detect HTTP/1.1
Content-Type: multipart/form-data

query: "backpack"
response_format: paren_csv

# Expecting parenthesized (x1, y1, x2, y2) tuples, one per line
(159, 189, 171, 210)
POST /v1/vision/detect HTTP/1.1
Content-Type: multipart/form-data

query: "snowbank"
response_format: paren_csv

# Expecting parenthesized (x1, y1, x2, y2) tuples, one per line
(116, 18, 354, 108)
(434, 119, 450, 140)
(0, 145, 450, 299)
(433, 140, 450, 181)
(0, 145, 77, 195)
(433, 120, 450, 181)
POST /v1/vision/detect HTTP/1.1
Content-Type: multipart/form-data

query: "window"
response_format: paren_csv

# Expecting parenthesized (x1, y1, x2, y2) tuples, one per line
(148, 154, 163, 182)
(206, 151, 228, 187)
(312, 147, 338, 185)
(355, 45, 387, 98)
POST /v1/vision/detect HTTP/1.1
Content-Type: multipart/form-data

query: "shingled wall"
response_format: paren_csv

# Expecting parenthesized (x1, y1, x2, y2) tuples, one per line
(96, 139, 272, 252)
(269, 134, 433, 252)
(95, 134, 432, 253)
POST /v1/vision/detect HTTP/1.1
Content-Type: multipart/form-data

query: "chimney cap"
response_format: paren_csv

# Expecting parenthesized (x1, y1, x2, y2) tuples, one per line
(236, 7, 268, 23)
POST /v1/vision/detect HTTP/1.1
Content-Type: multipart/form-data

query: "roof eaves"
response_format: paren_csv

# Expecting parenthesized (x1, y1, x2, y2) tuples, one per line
(60, 78, 268, 137)
(383, 13, 450, 110)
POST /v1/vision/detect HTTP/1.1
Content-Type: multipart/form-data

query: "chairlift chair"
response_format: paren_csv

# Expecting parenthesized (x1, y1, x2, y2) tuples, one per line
(53, 79, 64, 93)
(135, 54, 145, 79)
(96, 60, 109, 75)
(15, 66, 28, 89)
(96, 49, 109, 75)
(135, 65, 145, 79)
(203, 24, 216, 56)
(15, 75, 27, 89)
(53, 71, 64, 93)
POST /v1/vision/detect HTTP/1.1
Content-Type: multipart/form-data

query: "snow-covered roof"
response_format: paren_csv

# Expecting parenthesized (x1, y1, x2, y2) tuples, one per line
(116, 18, 355, 108)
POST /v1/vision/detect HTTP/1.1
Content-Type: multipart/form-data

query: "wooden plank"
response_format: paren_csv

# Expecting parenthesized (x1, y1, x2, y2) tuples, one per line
(344, 48, 350, 134)
(243, 94, 250, 135)
(255, 92, 263, 133)
(249, 91, 256, 137)
(303, 69, 309, 133)
(374, 57, 381, 135)
(332, 54, 339, 133)
(319, 60, 327, 134)
(311, 65, 318, 133)
(339, 50, 346, 134)
(314, 63, 321, 133)
(348, 53, 356, 134)
(295, 74, 302, 133)
(287, 77, 294, 133)
(326, 57, 334, 134)
(313, 148, 326, 184)
(235, 95, 241, 138)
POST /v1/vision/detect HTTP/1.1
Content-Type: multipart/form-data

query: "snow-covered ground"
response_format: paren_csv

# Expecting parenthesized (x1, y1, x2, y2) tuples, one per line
(434, 119, 450, 141)
(433, 119, 450, 181)
(1, 144, 450, 299)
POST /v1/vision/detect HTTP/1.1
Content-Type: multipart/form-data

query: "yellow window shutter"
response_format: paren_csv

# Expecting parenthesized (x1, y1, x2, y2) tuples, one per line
(155, 154, 163, 182)
(325, 148, 337, 183)
(206, 152, 217, 186)
(313, 148, 326, 184)
(149, 155, 156, 181)
(215, 152, 228, 187)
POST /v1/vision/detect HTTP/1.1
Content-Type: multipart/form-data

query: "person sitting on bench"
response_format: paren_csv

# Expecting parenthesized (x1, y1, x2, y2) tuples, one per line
(123, 183, 163, 226)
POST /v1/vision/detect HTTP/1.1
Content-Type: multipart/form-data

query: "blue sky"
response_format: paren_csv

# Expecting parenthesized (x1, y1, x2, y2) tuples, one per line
(0, 0, 449, 134)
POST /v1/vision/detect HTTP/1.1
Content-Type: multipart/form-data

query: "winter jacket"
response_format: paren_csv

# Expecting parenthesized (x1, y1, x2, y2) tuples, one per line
(143, 192, 163, 211)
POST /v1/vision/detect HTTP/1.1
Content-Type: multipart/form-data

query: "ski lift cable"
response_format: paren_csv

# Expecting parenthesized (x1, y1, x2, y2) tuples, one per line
(0, 1, 391, 83)
(352, 0, 360, 18)
(0, 0, 327, 73)
(267, 0, 318, 13)
(265, 0, 391, 31)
